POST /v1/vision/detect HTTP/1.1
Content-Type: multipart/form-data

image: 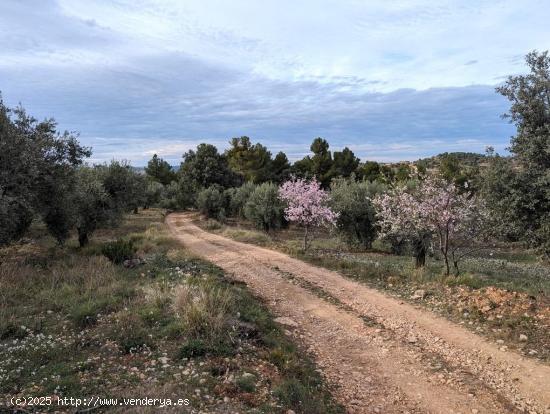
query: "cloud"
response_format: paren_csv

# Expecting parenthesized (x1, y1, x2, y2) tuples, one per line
(1, 0, 536, 164)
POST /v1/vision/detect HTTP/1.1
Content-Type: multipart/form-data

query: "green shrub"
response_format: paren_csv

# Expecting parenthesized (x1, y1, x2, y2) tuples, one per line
(274, 378, 325, 413)
(110, 313, 153, 353)
(101, 239, 137, 264)
(69, 294, 124, 328)
(177, 339, 208, 358)
(70, 300, 101, 327)
(446, 273, 484, 289)
(244, 182, 285, 232)
(236, 374, 256, 392)
(196, 185, 227, 220)
(227, 182, 256, 218)
(330, 177, 385, 249)
(204, 219, 222, 231)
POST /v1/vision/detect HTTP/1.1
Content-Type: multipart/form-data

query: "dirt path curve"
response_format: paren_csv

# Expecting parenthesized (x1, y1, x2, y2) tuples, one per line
(167, 213, 550, 414)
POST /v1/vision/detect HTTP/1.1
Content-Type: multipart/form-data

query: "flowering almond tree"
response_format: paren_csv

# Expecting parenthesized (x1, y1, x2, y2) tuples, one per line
(374, 176, 488, 275)
(279, 178, 338, 251)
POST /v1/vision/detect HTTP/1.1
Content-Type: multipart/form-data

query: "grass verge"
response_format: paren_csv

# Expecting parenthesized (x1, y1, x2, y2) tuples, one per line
(0, 209, 343, 413)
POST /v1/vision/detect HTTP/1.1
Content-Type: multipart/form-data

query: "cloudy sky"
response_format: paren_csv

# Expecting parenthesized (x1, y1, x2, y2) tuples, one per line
(1, 0, 548, 164)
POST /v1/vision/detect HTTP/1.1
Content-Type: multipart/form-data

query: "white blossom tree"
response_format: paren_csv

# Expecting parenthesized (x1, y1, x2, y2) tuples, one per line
(373, 176, 488, 275)
(279, 178, 338, 251)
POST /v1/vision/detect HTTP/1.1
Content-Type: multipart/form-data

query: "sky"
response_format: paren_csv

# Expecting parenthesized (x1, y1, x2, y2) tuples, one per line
(1, 0, 548, 165)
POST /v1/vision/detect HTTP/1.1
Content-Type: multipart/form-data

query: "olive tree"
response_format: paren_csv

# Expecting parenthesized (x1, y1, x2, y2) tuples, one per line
(330, 177, 385, 249)
(0, 97, 90, 245)
(244, 182, 285, 232)
(196, 185, 227, 220)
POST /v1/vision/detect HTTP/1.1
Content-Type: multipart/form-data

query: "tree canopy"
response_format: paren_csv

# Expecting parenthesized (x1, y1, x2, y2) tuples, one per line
(145, 154, 176, 185)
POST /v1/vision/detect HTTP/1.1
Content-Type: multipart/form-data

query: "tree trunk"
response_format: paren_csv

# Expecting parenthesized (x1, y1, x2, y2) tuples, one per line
(443, 254, 450, 276)
(303, 225, 309, 251)
(78, 230, 89, 247)
(133, 207, 138, 214)
(415, 248, 426, 268)
(413, 237, 427, 268)
(440, 229, 450, 276)
(453, 260, 460, 276)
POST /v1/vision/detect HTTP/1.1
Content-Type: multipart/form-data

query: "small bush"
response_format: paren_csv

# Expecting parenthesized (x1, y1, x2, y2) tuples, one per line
(274, 378, 325, 413)
(172, 281, 233, 343)
(227, 182, 256, 218)
(70, 297, 119, 328)
(330, 177, 385, 249)
(110, 313, 153, 353)
(70, 301, 100, 328)
(203, 219, 222, 231)
(446, 273, 484, 289)
(196, 185, 227, 220)
(244, 182, 285, 232)
(177, 339, 208, 358)
(236, 374, 256, 392)
(0, 321, 27, 340)
(101, 239, 137, 264)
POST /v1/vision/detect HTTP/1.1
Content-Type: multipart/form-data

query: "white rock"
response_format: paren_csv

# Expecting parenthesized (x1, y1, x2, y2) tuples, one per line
(274, 317, 298, 327)
(411, 289, 426, 299)
(519, 334, 528, 342)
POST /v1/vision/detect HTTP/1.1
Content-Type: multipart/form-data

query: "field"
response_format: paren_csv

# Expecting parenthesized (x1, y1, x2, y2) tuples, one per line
(0, 209, 342, 413)
(195, 215, 550, 362)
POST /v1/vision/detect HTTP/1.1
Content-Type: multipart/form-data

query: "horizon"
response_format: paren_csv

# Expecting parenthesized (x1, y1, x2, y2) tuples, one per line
(2, 1, 547, 165)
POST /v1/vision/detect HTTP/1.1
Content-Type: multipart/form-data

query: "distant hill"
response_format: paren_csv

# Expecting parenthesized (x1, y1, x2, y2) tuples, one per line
(414, 152, 487, 169)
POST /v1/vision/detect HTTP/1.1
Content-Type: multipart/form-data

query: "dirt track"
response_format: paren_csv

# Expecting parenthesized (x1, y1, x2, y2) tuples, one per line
(167, 212, 550, 414)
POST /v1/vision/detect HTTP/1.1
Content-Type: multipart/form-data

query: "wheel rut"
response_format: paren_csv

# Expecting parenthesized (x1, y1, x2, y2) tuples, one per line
(167, 213, 550, 414)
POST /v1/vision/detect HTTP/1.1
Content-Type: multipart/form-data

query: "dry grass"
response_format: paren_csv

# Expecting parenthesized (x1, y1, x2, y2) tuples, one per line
(172, 281, 233, 342)
(1, 209, 343, 413)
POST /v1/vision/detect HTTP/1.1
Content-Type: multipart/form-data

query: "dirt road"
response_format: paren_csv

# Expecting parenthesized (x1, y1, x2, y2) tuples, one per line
(167, 213, 550, 414)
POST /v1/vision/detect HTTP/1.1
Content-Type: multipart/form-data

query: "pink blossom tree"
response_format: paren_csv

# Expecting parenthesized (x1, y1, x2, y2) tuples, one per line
(279, 178, 338, 251)
(373, 176, 488, 275)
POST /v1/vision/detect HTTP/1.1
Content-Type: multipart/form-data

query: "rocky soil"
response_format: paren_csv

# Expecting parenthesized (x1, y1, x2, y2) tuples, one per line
(168, 212, 550, 414)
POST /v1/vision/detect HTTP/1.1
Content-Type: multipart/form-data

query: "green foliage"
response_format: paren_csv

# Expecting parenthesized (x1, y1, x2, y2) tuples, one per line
(110, 313, 154, 353)
(226, 136, 273, 183)
(331, 147, 359, 178)
(271, 151, 292, 183)
(144, 180, 164, 208)
(310, 137, 334, 188)
(100, 161, 146, 214)
(177, 339, 208, 358)
(291, 156, 313, 179)
(145, 154, 176, 185)
(273, 378, 339, 414)
(244, 182, 285, 232)
(0, 197, 33, 245)
(292, 138, 361, 187)
(0, 98, 90, 245)
(497, 51, 550, 169)
(236, 374, 256, 392)
(489, 50, 550, 257)
(196, 185, 227, 219)
(226, 182, 256, 218)
(160, 178, 196, 210)
(437, 152, 478, 190)
(330, 177, 385, 248)
(101, 239, 137, 264)
(394, 163, 412, 182)
(357, 161, 382, 182)
(180, 143, 237, 189)
(69, 300, 101, 328)
(73, 167, 116, 247)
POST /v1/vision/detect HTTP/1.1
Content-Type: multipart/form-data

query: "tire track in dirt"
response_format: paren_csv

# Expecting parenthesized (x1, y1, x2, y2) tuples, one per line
(167, 213, 550, 414)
